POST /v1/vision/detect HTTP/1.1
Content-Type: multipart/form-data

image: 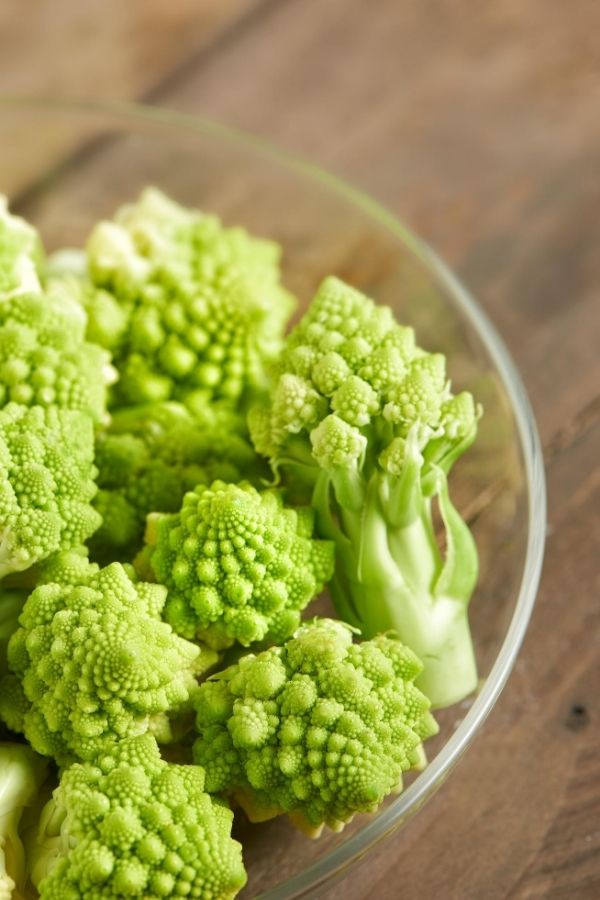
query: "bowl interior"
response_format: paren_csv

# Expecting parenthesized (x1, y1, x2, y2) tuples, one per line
(0, 101, 545, 899)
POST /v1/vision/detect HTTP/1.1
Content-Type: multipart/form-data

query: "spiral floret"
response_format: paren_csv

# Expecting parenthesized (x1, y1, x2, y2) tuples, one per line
(0, 559, 211, 764)
(193, 618, 438, 834)
(0, 403, 100, 578)
(0, 280, 113, 423)
(90, 401, 262, 563)
(148, 481, 334, 649)
(31, 734, 246, 900)
(83, 187, 296, 408)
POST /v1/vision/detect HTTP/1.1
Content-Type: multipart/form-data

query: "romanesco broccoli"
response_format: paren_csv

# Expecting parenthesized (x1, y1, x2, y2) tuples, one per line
(193, 618, 438, 835)
(107, 400, 257, 476)
(47, 250, 129, 352)
(249, 276, 481, 707)
(0, 196, 43, 300)
(90, 401, 262, 563)
(82, 187, 296, 408)
(144, 480, 334, 650)
(0, 279, 113, 422)
(0, 404, 101, 579)
(0, 195, 485, 888)
(0, 558, 214, 765)
(29, 734, 247, 899)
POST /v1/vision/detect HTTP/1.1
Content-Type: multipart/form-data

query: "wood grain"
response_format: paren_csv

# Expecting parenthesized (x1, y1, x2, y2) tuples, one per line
(2, 1, 600, 897)
(0, 0, 264, 193)
(0, 1, 250, 97)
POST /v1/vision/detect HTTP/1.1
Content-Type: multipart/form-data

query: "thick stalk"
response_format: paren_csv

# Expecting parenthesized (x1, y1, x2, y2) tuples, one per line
(311, 472, 361, 626)
(387, 501, 441, 596)
(331, 466, 365, 513)
(27, 796, 67, 891)
(0, 747, 48, 897)
(380, 431, 443, 591)
(332, 481, 477, 707)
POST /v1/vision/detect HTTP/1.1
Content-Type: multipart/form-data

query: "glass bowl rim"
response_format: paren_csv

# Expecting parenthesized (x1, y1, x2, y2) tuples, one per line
(0, 96, 547, 899)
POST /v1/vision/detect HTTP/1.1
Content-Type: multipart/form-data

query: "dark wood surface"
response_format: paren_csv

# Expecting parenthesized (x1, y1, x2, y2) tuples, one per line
(2, 2, 599, 897)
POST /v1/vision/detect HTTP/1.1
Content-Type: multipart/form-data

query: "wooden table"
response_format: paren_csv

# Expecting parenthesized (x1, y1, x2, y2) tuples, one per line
(3, 2, 599, 897)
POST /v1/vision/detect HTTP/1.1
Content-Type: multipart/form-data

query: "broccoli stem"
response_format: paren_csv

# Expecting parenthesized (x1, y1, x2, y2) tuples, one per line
(387, 510, 441, 597)
(316, 469, 478, 708)
(0, 745, 48, 899)
(312, 473, 361, 625)
(25, 794, 67, 892)
(403, 598, 477, 708)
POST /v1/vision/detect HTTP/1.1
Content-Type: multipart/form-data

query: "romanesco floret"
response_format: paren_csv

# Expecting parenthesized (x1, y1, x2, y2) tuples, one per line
(193, 619, 438, 835)
(0, 195, 43, 299)
(47, 250, 129, 352)
(108, 400, 260, 479)
(0, 742, 48, 900)
(0, 403, 101, 578)
(249, 276, 481, 707)
(0, 280, 113, 421)
(35, 547, 100, 588)
(145, 480, 334, 650)
(83, 187, 296, 408)
(29, 734, 247, 900)
(90, 432, 185, 564)
(0, 559, 213, 765)
(90, 402, 263, 563)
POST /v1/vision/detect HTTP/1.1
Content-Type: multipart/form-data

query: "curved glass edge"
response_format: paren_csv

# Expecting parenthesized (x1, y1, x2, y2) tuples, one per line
(0, 97, 547, 899)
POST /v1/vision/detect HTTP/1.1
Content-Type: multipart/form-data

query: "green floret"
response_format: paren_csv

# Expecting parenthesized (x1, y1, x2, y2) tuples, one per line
(108, 400, 259, 477)
(28, 734, 246, 900)
(0, 559, 214, 765)
(0, 404, 101, 579)
(82, 187, 296, 409)
(0, 742, 49, 900)
(0, 276, 114, 421)
(89, 402, 264, 563)
(0, 195, 43, 299)
(35, 547, 100, 588)
(47, 251, 129, 352)
(145, 480, 334, 650)
(249, 276, 482, 708)
(89, 432, 184, 564)
(193, 619, 438, 835)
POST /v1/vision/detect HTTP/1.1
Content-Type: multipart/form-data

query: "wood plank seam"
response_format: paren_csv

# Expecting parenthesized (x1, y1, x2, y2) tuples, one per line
(143, 0, 291, 104)
(9, 0, 285, 215)
(544, 394, 600, 463)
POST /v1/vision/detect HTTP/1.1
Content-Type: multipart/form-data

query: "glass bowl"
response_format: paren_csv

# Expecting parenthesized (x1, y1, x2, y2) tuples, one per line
(0, 98, 546, 899)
